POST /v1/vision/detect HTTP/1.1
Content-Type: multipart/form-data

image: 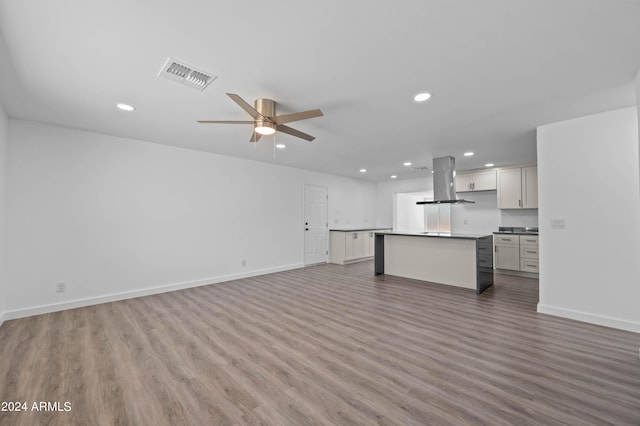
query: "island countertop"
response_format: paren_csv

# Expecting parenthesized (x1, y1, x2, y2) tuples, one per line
(375, 231, 493, 240)
(330, 227, 391, 232)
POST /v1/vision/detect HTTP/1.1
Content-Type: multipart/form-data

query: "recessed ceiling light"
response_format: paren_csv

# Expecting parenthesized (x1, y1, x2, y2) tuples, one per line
(403, 162, 412, 166)
(116, 103, 135, 111)
(414, 92, 432, 102)
(463, 152, 474, 157)
(360, 169, 367, 173)
(390, 175, 397, 179)
(485, 163, 494, 167)
(275, 144, 286, 149)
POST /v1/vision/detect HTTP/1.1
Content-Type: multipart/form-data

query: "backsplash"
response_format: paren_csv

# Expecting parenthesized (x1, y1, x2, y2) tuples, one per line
(450, 191, 538, 235)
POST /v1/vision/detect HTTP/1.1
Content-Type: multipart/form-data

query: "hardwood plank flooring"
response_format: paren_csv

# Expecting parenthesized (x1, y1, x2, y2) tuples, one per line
(0, 262, 639, 425)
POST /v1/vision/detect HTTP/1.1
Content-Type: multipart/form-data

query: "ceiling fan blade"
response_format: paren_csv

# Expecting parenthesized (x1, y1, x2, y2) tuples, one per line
(276, 124, 315, 141)
(273, 109, 323, 125)
(197, 120, 255, 124)
(250, 131, 262, 142)
(227, 93, 262, 119)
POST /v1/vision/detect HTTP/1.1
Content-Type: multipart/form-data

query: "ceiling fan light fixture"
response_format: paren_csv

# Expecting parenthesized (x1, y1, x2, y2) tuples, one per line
(255, 121, 276, 135)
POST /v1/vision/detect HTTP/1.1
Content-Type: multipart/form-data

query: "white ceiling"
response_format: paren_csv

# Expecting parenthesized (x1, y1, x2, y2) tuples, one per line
(1, 0, 639, 181)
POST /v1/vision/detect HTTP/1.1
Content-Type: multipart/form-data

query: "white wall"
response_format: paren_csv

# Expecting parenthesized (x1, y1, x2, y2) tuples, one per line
(0, 104, 7, 326)
(5, 120, 376, 318)
(636, 69, 640, 189)
(376, 177, 433, 228)
(537, 106, 640, 332)
(395, 193, 426, 233)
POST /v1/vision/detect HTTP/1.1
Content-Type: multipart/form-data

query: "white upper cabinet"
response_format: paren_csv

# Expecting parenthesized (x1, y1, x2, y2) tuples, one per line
(455, 173, 473, 192)
(472, 170, 498, 191)
(497, 166, 538, 209)
(455, 170, 496, 192)
(522, 166, 538, 209)
(497, 168, 523, 208)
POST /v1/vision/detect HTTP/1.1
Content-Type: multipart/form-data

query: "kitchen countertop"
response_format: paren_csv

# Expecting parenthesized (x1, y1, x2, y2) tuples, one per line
(376, 231, 492, 240)
(494, 226, 538, 235)
(493, 231, 539, 235)
(329, 227, 391, 232)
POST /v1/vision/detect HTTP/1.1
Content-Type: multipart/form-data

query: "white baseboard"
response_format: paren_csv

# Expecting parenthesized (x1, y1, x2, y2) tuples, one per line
(537, 304, 640, 333)
(2, 263, 305, 322)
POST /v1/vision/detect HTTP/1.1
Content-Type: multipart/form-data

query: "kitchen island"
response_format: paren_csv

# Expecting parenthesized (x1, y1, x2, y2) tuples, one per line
(374, 232, 494, 294)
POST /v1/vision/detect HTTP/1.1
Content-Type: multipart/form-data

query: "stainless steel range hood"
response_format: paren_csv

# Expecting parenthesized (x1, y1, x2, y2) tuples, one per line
(416, 156, 475, 205)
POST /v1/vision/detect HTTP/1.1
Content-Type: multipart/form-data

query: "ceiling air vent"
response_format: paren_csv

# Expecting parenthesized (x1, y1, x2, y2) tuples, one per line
(157, 57, 217, 91)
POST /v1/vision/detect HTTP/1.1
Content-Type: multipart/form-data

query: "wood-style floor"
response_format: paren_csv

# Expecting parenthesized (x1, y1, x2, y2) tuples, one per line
(1, 262, 639, 425)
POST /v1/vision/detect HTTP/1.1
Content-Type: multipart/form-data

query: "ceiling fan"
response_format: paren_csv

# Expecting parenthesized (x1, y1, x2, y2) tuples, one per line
(198, 93, 323, 142)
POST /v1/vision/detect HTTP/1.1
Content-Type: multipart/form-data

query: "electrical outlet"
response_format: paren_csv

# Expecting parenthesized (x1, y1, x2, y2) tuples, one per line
(241, 260, 246, 267)
(56, 282, 66, 293)
(551, 218, 566, 229)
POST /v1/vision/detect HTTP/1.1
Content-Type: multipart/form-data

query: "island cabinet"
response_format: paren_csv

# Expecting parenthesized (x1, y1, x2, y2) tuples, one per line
(329, 229, 391, 265)
(374, 232, 494, 294)
(455, 170, 497, 192)
(497, 166, 538, 209)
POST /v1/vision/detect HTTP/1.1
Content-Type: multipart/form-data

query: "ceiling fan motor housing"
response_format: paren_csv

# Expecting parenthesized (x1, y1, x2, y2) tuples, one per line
(254, 98, 276, 135)
(255, 98, 276, 119)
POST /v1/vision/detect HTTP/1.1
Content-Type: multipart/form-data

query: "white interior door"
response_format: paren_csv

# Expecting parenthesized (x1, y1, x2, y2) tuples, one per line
(304, 185, 328, 265)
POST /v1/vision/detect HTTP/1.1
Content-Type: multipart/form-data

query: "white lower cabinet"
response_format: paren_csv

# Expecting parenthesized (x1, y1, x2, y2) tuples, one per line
(519, 235, 539, 273)
(494, 234, 539, 274)
(494, 235, 520, 270)
(345, 232, 363, 260)
(330, 229, 391, 265)
(364, 231, 376, 258)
